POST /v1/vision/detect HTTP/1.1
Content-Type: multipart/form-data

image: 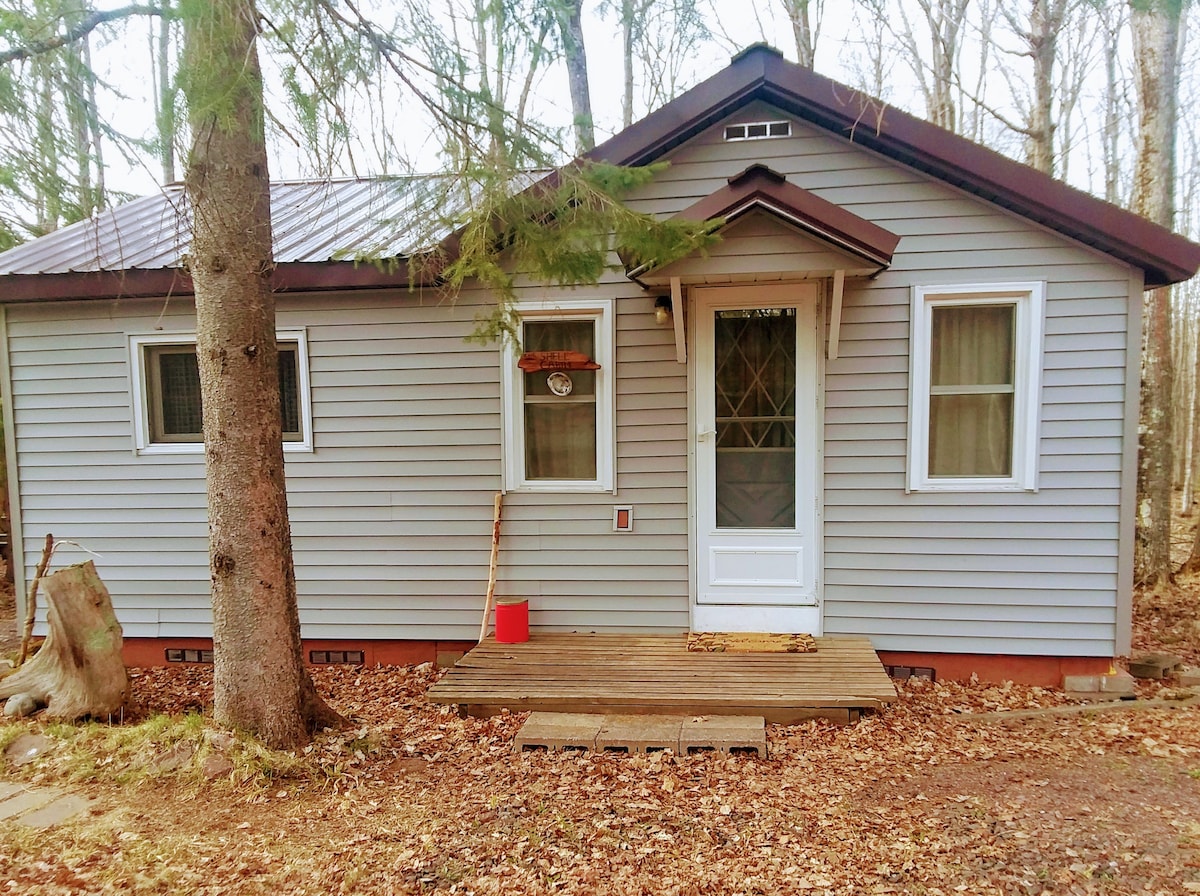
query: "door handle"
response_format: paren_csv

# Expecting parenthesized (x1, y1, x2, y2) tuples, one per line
(698, 428, 715, 441)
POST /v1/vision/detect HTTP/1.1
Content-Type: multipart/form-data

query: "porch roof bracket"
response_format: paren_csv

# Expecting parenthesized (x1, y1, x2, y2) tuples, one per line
(827, 269, 845, 361)
(671, 276, 687, 364)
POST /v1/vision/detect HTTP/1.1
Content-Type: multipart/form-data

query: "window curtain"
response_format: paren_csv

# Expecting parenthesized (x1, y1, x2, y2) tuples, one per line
(928, 304, 1015, 477)
(524, 320, 597, 480)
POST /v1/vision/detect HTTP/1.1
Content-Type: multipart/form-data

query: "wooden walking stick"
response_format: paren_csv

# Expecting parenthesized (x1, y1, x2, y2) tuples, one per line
(478, 494, 503, 642)
(16, 533, 54, 668)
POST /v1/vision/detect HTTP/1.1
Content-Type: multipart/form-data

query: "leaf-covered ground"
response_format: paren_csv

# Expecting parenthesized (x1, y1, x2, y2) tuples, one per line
(0, 660, 1198, 895)
(1, 574, 1199, 894)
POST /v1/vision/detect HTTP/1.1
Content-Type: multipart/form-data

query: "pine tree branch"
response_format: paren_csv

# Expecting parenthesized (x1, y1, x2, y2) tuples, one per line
(0, 5, 164, 66)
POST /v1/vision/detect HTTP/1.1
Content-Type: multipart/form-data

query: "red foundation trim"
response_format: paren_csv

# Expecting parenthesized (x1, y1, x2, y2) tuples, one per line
(877, 651, 1114, 688)
(124, 638, 1113, 688)
(122, 638, 477, 668)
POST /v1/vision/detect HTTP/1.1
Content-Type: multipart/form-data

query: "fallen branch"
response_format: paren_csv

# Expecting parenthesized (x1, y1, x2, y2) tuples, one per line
(961, 694, 1200, 724)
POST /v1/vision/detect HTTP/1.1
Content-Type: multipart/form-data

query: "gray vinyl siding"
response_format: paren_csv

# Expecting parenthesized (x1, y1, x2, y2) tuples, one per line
(6, 280, 689, 642)
(5, 100, 1136, 657)
(623, 101, 1133, 657)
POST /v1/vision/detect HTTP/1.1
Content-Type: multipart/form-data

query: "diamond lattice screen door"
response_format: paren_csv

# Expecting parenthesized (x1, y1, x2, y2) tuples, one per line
(693, 285, 821, 634)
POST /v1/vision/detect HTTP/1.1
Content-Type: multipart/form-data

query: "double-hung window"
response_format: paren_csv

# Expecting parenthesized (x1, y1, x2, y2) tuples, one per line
(130, 330, 313, 454)
(908, 283, 1044, 491)
(502, 299, 614, 492)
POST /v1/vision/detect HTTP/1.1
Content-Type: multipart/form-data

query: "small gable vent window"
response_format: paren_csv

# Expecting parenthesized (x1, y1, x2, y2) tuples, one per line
(724, 120, 791, 141)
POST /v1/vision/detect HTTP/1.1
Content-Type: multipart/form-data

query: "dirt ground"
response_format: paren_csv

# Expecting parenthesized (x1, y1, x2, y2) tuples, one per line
(1, 579, 1199, 893)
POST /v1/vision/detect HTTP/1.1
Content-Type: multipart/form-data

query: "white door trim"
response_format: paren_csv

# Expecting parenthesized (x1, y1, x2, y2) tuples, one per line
(689, 284, 824, 634)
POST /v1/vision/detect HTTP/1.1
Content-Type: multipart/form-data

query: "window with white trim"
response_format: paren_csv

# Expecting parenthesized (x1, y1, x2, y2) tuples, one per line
(130, 330, 313, 454)
(502, 299, 614, 492)
(908, 283, 1044, 491)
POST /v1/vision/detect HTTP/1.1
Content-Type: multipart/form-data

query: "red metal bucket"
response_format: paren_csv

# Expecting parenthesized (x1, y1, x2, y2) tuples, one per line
(495, 598, 529, 643)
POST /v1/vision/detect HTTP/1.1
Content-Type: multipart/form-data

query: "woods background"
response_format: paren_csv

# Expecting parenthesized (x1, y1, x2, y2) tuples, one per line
(0, 0, 1197, 580)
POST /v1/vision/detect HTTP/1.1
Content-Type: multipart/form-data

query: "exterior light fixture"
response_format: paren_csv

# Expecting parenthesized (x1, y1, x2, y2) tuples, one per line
(654, 296, 672, 326)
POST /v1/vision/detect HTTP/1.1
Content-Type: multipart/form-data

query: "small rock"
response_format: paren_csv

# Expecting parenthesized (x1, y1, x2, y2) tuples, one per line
(1177, 667, 1200, 687)
(3, 733, 56, 767)
(202, 754, 234, 780)
(150, 742, 197, 773)
(3, 693, 38, 719)
(204, 731, 236, 751)
(386, 757, 430, 779)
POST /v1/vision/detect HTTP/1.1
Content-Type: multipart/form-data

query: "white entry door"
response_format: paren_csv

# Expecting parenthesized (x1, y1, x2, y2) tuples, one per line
(693, 285, 821, 634)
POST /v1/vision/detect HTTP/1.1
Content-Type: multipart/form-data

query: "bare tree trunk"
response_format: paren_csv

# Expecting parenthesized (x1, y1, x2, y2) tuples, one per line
(555, 0, 594, 153)
(0, 561, 127, 720)
(621, 0, 635, 128)
(1024, 0, 1068, 175)
(1101, 3, 1125, 204)
(181, 0, 341, 749)
(155, 3, 176, 184)
(1130, 0, 1182, 586)
(781, 0, 821, 67)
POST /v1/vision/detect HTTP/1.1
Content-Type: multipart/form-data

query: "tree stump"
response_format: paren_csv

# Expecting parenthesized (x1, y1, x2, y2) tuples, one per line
(0, 561, 127, 719)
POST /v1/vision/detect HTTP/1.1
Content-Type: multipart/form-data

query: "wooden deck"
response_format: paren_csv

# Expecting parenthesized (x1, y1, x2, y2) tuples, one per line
(428, 633, 898, 724)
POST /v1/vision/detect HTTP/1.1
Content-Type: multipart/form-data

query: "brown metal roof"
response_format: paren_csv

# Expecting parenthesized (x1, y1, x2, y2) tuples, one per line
(0, 177, 471, 301)
(590, 44, 1200, 290)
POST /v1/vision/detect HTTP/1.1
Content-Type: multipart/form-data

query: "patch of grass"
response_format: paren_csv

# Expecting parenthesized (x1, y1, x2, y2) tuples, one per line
(1, 711, 324, 794)
(1188, 768, 1200, 779)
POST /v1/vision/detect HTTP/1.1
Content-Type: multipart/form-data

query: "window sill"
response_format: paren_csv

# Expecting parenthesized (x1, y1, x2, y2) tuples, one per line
(907, 479, 1035, 494)
(135, 441, 314, 456)
(506, 482, 614, 495)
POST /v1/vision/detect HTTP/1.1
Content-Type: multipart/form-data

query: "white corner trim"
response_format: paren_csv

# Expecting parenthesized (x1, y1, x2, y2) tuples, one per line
(0, 306, 26, 612)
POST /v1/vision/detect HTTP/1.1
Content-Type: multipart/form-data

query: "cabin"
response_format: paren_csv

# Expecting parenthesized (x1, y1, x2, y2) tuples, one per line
(1, 45, 1198, 694)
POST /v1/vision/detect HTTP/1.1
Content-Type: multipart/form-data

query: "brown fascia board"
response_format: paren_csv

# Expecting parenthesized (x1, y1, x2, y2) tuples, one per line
(590, 45, 1200, 290)
(0, 260, 433, 303)
(677, 164, 900, 266)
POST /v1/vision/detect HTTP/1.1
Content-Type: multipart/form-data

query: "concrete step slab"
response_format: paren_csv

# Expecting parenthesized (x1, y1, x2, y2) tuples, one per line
(595, 715, 682, 753)
(513, 712, 604, 752)
(680, 715, 767, 757)
(16, 794, 92, 829)
(513, 712, 767, 756)
(0, 786, 62, 821)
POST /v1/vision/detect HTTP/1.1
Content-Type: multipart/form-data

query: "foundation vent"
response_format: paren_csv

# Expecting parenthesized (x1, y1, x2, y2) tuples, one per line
(309, 649, 365, 665)
(886, 665, 936, 682)
(165, 648, 213, 664)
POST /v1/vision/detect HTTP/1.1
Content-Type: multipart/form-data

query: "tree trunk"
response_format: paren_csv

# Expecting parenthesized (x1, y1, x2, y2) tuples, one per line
(621, 0, 634, 128)
(782, 0, 820, 68)
(0, 561, 127, 720)
(181, 0, 341, 749)
(1024, 0, 1066, 175)
(1130, 0, 1182, 586)
(555, 0, 594, 153)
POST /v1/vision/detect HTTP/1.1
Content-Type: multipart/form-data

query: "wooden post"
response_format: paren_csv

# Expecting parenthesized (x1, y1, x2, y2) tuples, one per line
(479, 493, 504, 642)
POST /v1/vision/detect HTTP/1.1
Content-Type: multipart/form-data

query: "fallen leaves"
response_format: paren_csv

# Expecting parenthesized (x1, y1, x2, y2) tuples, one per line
(6, 659, 1198, 895)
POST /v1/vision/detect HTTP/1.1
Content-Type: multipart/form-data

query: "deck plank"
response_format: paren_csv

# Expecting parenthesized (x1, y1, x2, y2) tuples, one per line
(427, 634, 897, 723)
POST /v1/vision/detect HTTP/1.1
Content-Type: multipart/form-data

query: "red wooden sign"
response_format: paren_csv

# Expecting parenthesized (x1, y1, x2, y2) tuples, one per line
(517, 350, 600, 372)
